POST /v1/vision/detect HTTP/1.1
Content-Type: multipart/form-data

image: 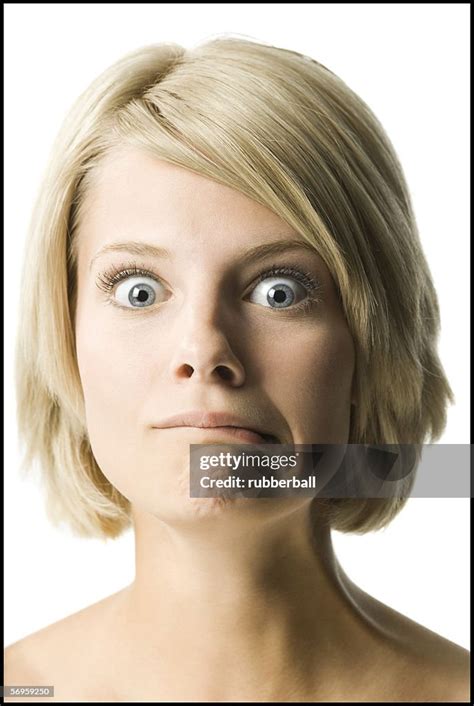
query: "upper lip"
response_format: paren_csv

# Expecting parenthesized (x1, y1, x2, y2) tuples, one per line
(151, 411, 278, 442)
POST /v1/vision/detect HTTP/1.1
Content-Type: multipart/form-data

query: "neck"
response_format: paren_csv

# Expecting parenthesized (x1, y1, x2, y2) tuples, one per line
(115, 501, 381, 701)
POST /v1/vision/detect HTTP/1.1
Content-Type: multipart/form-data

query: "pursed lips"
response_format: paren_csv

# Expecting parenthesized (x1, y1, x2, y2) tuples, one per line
(157, 426, 276, 444)
(151, 411, 279, 443)
(152, 410, 278, 443)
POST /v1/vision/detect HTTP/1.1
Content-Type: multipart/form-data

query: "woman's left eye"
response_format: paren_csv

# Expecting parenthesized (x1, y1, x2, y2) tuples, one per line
(249, 275, 308, 309)
(247, 265, 322, 311)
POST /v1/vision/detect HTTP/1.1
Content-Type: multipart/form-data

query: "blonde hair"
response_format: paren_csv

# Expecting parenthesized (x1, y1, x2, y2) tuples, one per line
(15, 36, 454, 539)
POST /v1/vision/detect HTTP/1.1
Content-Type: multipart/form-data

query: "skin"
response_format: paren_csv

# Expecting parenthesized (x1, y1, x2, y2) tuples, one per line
(4, 146, 470, 702)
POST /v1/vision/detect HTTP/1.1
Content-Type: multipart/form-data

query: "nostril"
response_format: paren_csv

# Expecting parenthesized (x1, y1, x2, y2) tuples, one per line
(216, 365, 233, 381)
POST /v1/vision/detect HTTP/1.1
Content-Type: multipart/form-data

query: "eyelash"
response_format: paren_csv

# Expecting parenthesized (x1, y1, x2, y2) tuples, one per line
(95, 261, 323, 314)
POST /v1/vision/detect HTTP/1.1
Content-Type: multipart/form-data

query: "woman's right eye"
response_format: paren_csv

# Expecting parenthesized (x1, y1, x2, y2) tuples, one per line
(114, 276, 167, 309)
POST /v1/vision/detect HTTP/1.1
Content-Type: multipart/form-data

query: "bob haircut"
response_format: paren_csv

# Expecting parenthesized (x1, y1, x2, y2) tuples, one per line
(15, 36, 454, 540)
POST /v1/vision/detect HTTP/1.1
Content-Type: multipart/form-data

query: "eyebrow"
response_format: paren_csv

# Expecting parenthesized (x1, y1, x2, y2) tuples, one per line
(89, 237, 320, 271)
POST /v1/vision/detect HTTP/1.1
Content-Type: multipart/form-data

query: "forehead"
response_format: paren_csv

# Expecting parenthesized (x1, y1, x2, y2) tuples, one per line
(78, 146, 307, 258)
(75, 147, 342, 304)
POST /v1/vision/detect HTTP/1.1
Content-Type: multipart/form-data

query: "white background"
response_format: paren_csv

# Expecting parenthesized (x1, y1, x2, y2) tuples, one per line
(4, 3, 470, 651)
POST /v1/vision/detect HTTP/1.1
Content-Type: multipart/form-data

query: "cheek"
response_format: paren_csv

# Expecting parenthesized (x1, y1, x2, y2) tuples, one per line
(261, 321, 354, 395)
(74, 316, 164, 501)
(309, 327, 355, 393)
(75, 297, 154, 401)
(75, 313, 152, 454)
(258, 321, 355, 442)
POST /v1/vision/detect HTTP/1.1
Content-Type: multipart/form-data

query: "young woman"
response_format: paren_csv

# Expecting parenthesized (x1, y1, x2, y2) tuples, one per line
(5, 36, 469, 702)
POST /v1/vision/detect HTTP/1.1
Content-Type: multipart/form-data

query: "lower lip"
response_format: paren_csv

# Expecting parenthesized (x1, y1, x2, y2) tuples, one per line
(157, 426, 268, 444)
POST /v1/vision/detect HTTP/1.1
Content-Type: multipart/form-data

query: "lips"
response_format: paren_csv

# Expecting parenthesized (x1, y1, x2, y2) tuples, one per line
(175, 426, 269, 444)
(152, 410, 278, 443)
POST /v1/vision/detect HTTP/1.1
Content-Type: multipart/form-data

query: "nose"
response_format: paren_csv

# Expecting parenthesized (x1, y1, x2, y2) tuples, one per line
(166, 301, 246, 387)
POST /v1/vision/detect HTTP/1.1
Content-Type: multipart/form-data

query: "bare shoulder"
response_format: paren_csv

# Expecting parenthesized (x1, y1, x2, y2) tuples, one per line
(4, 640, 48, 701)
(407, 628, 470, 703)
(4, 587, 129, 702)
(364, 591, 470, 702)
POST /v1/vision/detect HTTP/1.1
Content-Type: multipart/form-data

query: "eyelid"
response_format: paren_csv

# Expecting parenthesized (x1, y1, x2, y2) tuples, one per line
(248, 264, 320, 292)
(96, 262, 165, 292)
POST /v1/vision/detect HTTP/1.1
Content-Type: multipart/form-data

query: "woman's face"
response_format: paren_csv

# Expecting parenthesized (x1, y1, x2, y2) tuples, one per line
(74, 146, 355, 524)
